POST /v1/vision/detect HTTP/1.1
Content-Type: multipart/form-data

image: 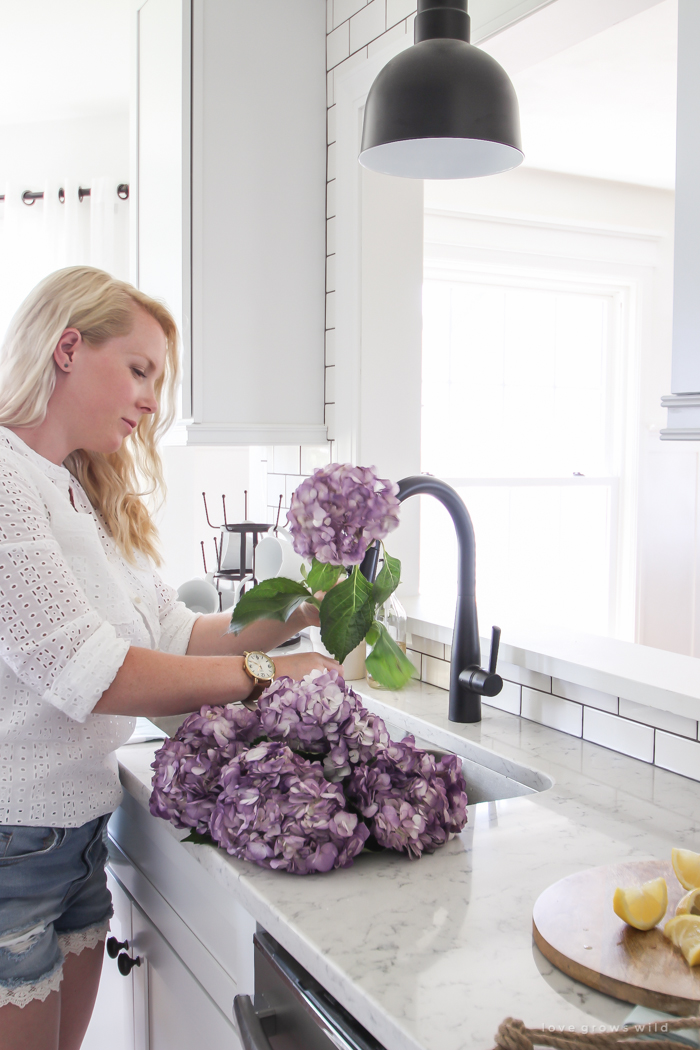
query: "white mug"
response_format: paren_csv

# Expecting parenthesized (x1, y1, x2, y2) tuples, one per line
(254, 527, 306, 584)
(177, 577, 220, 614)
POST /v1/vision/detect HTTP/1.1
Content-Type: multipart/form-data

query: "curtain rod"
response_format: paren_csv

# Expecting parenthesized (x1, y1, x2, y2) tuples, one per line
(0, 184, 129, 204)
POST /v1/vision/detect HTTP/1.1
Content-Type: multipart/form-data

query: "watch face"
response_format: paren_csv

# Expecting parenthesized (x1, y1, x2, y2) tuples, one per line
(246, 651, 275, 680)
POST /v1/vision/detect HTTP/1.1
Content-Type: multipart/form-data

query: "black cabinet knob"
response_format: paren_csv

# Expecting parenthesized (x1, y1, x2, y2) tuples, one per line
(106, 936, 129, 959)
(117, 952, 141, 976)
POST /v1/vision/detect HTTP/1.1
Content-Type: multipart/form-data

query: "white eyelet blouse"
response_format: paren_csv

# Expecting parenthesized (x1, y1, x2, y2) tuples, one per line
(0, 428, 199, 828)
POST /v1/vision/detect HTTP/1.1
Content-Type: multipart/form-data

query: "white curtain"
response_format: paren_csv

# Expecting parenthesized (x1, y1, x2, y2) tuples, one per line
(0, 178, 129, 343)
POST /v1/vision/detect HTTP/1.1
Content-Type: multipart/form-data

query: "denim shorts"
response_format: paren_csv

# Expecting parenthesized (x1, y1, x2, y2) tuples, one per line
(0, 814, 113, 1009)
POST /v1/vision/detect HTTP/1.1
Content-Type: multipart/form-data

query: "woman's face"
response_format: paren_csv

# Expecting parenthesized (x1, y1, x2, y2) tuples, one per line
(55, 307, 167, 455)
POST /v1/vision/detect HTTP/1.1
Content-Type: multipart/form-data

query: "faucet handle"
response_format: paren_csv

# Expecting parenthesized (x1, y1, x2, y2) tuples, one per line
(488, 626, 501, 675)
(459, 626, 503, 698)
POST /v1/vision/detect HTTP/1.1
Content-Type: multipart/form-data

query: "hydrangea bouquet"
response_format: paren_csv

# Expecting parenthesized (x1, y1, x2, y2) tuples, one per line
(150, 670, 468, 874)
(229, 463, 414, 690)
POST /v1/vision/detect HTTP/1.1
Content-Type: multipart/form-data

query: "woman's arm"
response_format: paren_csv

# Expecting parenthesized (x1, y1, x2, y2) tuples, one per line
(186, 601, 318, 657)
(92, 646, 340, 718)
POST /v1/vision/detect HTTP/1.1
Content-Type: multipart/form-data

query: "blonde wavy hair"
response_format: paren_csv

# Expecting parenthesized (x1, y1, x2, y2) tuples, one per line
(0, 266, 180, 564)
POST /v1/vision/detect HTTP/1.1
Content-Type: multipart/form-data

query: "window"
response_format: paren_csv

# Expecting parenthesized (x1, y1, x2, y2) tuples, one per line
(420, 255, 634, 636)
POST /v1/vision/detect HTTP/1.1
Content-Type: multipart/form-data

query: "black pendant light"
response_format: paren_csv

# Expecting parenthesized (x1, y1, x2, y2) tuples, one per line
(359, 0, 523, 180)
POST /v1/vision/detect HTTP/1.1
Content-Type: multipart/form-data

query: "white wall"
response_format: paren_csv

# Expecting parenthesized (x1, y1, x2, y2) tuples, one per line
(0, 114, 129, 186)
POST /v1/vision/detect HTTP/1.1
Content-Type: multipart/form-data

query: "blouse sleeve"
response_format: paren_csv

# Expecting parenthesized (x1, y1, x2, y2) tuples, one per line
(0, 460, 130, 723)
(152, 573, 201, 656)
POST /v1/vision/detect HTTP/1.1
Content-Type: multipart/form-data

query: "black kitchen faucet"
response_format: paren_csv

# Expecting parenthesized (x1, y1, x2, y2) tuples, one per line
(363, 475, 503, 723)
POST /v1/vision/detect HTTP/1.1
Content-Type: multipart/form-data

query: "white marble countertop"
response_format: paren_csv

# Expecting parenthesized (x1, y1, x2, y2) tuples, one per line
(116, 679, 700, 1050)
(403, 595, 700, 721)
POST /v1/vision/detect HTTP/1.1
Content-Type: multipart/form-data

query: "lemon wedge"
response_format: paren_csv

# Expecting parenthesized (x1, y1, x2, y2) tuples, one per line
(612, 877, 668, 930)
(672, 848, 700, 891)
(664, 915, 700, 966)
(676, 887, 700, 916)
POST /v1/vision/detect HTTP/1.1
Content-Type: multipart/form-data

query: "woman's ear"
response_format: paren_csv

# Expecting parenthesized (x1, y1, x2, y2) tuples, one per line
(53, 329, 82, 373)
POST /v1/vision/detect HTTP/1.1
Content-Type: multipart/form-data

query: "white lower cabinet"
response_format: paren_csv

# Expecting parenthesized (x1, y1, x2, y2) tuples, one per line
(130, 901, 241, 1050)
(89, 797, 252, 1050)
(82, 871, 135, 1050)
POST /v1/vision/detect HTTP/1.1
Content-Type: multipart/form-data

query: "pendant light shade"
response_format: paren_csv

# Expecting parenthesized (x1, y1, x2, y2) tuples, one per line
(359, 0, 523, 180)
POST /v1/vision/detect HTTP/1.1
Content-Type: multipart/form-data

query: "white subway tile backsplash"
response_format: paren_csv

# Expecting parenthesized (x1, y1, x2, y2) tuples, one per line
(285, 475, 303, 505)
(368, 19, 407, 55)
(408, 634, 444, 660)
(583, 708, 654, 763)
(301, 446, 330, 475)
(552, 679, 618, 714)
(334, 0, 367, 28)
(387, 0, 416, 28)
(618, 698, 697, 740)
(326, 253, 336, 292)
(423, 655, 450, 691)
(484, 680, 521, 716)
(326, 216, 336, 255)
(326, 179, 336, 218)
(327, 22, 350, 68)
(327, 0, 334, 34)
(327, 68, 335, 106)
(326, 290, 336, 328)
(327, 141, 337, 181)
(406, 648, 422, 680)
(350, 0, 385, 51)
(324, 403, 336, 440)
(272, 446, 300, 475)
(267, 475, 288, 510)
(327, 104, 337, 145)
(498, 660, 551, 693)
(332, 46, 370, 79)
(655, 731, 700, 782)
(325, 365, 336, 403)
(521, 688, 582, 737)
(325, 328, 336, 365)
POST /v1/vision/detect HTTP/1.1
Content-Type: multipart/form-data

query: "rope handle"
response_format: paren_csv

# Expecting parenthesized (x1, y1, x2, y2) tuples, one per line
(493, 1016, 700, 1050)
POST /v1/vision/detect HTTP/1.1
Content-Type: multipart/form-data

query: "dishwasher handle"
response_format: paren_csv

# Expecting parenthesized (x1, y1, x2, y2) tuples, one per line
(233, 994, 274, 1050)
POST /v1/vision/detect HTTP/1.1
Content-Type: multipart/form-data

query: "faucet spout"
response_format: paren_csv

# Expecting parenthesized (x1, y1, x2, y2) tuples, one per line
(396, 475, 502, 723)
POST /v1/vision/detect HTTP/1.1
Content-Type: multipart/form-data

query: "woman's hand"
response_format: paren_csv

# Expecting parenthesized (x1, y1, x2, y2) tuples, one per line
(297, 599, 322, 629)
(273, 651, 341, 680)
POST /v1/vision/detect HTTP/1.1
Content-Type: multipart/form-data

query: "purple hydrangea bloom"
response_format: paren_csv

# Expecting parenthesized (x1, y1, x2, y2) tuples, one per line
(149, 705, 261, 832)
(208, 740, 369, 874)
(286, 463, 400, 566)
(258, 670, 390, 780)
(345, 736, 468, 859)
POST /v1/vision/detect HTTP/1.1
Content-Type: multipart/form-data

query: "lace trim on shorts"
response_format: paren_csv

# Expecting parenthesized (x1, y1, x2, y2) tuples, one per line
(0, 959, 63, 1009)
(57, 918, 110, 957)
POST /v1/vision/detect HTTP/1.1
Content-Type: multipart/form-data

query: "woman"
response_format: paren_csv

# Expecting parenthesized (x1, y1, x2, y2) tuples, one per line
(0, 266, 338, 1050)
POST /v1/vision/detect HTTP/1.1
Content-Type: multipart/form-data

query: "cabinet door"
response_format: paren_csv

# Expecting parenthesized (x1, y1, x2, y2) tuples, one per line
(131, 901, 241, 1050)
(81, 870, 135, 1050)
(137, 0, 191, 416)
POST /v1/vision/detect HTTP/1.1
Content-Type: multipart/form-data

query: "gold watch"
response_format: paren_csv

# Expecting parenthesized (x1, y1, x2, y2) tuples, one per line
(242, 651, 276, 701)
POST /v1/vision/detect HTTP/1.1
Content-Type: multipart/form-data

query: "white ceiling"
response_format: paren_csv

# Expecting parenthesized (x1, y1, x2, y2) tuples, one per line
(510, 0, 678, 189)
(0, 0, 131, 125)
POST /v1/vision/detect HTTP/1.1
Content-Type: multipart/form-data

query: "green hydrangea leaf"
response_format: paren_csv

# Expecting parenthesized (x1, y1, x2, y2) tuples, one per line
(372, 552, 401, 608)
(228, 578, 311, 634)
(365, 622, 414, 690)
(306, 558, 345, 594)
(182, 829, 216, 846)
(319, 567, 374, 664)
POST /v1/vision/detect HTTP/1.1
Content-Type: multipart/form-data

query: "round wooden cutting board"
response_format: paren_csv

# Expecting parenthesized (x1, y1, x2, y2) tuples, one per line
(533, 859, 700, 1016)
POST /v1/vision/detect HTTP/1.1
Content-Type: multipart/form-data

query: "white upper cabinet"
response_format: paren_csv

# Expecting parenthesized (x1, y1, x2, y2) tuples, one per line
(662, 0, 700, 439)
(135, 0, 327, 446)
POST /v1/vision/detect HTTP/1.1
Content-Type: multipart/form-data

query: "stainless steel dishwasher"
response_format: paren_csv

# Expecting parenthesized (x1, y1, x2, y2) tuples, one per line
(234, 929, 385, 1050)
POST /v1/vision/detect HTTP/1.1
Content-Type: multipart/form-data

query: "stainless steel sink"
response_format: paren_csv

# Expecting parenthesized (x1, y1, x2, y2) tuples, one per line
(359, 694, 553, 805)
